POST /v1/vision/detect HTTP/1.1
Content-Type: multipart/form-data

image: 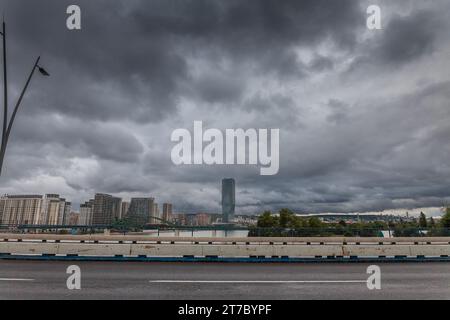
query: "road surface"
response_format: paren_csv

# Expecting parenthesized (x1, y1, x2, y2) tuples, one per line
(0, 260, 449, 299)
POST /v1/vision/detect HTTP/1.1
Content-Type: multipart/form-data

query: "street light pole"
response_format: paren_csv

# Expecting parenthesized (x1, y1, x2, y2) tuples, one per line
(0, 56, 40, 168)
(0, 21, 49, 177)
(1, 22, 7, 176)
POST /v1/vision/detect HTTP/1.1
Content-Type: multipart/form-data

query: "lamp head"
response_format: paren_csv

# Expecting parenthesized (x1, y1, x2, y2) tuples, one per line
(37, 66, 50, 76)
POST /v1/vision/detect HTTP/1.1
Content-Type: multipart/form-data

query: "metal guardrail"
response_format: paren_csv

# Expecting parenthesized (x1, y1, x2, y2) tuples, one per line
(3, 224, 250, 231)
(1, 233, 450, 245)
(248, 227, 450, 237)
(3, 225, 450, 236)
(125, 226, 450, 237)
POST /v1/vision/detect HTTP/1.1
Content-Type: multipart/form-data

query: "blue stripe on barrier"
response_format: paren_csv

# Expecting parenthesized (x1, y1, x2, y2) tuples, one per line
(1, 254, 450, 263)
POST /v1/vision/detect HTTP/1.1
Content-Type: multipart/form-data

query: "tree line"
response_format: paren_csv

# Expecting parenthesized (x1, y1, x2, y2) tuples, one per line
(249, 208, 450, 237)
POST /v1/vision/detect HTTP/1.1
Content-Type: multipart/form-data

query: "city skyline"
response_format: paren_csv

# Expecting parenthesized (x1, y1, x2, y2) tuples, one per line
(0, 192, 175, 227)
(1, 190, 441, 229)
(0, 189, 445, 219)
(0, 0, 450, 215)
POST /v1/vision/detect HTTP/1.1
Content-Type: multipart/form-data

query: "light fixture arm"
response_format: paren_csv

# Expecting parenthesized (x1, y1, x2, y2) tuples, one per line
(0, 56, 40, 175)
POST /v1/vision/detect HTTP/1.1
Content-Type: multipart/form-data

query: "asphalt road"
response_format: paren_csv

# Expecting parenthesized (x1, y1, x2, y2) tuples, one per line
(0, 260, 449, 300)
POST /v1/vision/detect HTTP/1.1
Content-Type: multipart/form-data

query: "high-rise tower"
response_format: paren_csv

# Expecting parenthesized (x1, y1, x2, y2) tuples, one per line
(221, 178, 235, 223)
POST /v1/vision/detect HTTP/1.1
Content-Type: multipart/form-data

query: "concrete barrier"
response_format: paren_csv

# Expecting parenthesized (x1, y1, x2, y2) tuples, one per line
(1, 233, 450, 260)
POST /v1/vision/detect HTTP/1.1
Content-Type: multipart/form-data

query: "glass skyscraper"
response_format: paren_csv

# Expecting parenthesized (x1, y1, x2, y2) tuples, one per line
(221, 178, 235, 223)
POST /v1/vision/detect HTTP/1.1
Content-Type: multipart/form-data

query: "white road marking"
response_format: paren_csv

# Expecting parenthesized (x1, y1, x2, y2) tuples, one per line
(150, 280, 367, 284)
(0, 278, 35, 282)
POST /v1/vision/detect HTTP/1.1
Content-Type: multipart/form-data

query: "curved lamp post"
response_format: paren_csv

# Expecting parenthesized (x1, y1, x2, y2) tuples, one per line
(0, 21, 49, 177)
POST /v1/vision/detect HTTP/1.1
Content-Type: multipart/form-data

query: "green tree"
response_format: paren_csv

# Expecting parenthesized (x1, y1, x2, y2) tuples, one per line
(419, 212, 427, 228)
(308, 217, 322, 228)
(429, 216, 435, 227)
(441, 208, 450, 228)
(257, 211, 278, 228)
(279, 208, 294, 228)
(292, 217, 307, 228)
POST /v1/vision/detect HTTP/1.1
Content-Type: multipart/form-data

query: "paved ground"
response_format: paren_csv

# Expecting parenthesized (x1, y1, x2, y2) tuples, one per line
(0, 260, 449, 300)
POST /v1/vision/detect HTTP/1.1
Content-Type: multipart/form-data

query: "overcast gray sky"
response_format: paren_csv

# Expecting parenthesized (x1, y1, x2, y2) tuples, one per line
(0, 0, 449, 215)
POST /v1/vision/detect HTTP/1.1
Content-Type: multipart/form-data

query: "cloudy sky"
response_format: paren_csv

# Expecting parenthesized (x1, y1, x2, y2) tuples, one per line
(0, 0, 449, 215)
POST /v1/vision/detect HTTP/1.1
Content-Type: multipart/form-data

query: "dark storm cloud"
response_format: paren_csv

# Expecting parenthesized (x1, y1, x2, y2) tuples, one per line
(348, 7, 445, 74)
(326, 99, 349, 124)
(377, 10, 440, 64)
(192, 73, 245, 105)
(3, 0, 189, 123)
(133, 0, 363, 52)
(1, 0, 364, 122)
(245, 80, 450, 213)
(309, 55, 335, 72)
(1, 0, 450, 214)
(9, 114, 144, 163)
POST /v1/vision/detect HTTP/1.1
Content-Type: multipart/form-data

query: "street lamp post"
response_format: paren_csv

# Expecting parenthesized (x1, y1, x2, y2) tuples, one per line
(0, 21, 49, 177)
(2, 22, 7, 161)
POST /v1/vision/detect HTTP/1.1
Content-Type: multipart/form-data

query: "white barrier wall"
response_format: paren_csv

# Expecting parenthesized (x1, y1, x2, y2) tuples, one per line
(1, 242, 450, 258)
